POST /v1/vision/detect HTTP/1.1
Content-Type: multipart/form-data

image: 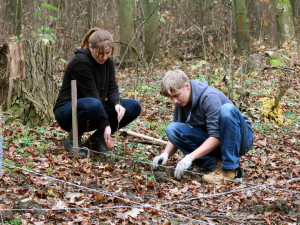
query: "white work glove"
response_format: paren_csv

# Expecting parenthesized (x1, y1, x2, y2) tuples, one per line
(152, 152, 169, 169)
(174, 155, 194, 179)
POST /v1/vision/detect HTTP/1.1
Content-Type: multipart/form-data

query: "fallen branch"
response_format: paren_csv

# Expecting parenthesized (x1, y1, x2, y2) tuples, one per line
(262, 65, 299, 72)
(0, 106, 2, 133)
(119, 129, 167, 145)
(201, 213, 244, 223)
(0, 105, 3, 177)
(129, 139, 166, 146)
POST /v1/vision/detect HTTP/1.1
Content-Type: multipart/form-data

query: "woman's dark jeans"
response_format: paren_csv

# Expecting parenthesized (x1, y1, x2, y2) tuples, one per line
(55, 98, 141, 135)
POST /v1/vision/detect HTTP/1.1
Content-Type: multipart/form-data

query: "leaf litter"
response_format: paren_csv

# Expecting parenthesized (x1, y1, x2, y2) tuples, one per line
(0, 60, 299, 224)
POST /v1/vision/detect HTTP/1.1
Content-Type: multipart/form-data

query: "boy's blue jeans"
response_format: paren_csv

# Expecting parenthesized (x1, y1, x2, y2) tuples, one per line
(166, 103, 253, 170)
(55, 98, 141, 135)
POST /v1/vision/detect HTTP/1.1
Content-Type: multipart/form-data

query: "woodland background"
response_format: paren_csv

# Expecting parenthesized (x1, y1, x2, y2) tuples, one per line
(0, 0, 299, 224)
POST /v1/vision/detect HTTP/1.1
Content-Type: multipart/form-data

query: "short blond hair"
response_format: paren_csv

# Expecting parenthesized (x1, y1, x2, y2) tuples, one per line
(160, 69, 189, 97)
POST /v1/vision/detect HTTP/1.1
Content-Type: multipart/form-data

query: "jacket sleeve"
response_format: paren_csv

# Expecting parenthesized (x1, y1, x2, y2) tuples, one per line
(106, 60, 121, 106)
(201, 93, 222, 139)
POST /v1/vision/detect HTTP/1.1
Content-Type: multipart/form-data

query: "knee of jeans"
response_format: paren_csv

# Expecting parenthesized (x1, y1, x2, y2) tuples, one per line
(131, 100, 142, 116)
(87, 99, 102, 111)
(165, 122, 181, 139)
(78, 98, 102, 116)
(124, 99, 141, 119)
(219, 103, 236, 120)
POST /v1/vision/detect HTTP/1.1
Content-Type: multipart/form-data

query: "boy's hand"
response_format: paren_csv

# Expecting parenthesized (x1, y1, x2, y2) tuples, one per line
(174, 155, 194, 179)
(152, 152, 169, 168)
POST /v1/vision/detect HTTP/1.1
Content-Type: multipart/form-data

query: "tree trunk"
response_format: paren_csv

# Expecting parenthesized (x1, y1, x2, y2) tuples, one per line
(290, 0, 300, 37)
(6, 0, 17, 22)
(143, 0, 160, 63)
(14, 0, 22, 38)
(4, 40, 59, 127)
(118, 0, 135, 60)
(87, 0, 94, 28)
(273, 0, 297, 53)
(0, 44, 8, 105)
(233, 0, 250, 53)
(290, 0, 299, 21)
(3, 0, 17, 37)
(191, 0, 202, 23)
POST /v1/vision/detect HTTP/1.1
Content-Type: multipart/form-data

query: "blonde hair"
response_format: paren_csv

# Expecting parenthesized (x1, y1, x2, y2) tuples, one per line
(81, 28, 114, 55)
(160, 69, 189, 97)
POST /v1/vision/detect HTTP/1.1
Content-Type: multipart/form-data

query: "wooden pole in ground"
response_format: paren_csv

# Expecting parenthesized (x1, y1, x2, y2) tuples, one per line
(71, 80, 79, 157)
(0, 106, 2, 133)
(0, 106, 3, 176)
(119, 129, 167, 145)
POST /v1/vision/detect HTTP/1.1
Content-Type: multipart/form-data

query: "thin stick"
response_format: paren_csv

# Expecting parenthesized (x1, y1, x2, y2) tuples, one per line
(0, 106, 2, 133)
(71, 80, 79, 157)
(0, 106, 3, 177)
(119, 129, 167, 145)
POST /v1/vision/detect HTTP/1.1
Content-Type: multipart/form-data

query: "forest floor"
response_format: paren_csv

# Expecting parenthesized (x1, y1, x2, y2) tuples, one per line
(0, 59, 299, 224)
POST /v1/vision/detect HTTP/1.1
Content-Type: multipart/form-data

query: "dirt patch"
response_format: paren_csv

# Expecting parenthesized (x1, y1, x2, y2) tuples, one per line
(1, 199, 40, 222)
(153, 169, 172, 183)
(243, 199, 293, 215)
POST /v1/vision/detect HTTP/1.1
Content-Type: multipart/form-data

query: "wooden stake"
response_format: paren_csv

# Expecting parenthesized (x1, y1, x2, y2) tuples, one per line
(0, 106, 2, 133)
(71, 80, 79, 158)
(0, 105, 3, 177)
(119, 129, 167, 145)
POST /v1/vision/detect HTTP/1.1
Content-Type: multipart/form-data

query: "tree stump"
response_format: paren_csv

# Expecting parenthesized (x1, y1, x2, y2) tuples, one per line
(3, 40, 60, 127)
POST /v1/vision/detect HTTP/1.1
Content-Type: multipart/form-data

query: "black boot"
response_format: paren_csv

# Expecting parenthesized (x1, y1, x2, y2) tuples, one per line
(84, 129, 113, 155)
(64, 130, 86, 158)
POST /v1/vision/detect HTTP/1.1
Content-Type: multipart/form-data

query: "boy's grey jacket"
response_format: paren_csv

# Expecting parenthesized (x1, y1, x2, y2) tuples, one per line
(173, 80, 252, 139)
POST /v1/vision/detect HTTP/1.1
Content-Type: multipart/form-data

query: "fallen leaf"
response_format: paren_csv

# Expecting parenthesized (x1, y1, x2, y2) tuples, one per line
(47, 188, 56, 197)
(181, 185, 188, 193)
(65, 193, 83, 203)
(94, 193, 104, 201)
(116, 212, 127, 220)
(34, 222, 45, 225)
(169, 187, 179, 194)
(75, 199, 86, 206)
(21, 197, 33, 203)
(52, 199, 68, 209)
(126, 208, 144, 218)
(192, 181, 201, 186)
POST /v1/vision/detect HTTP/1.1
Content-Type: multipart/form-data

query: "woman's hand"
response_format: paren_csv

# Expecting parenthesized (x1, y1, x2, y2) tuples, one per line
(104, 126, 114, 147)
(115, 104, 126, 122)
